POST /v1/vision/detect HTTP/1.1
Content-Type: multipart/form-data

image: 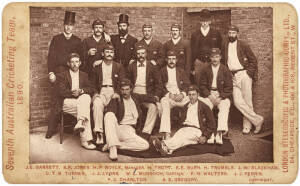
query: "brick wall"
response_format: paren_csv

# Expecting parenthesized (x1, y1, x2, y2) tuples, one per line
(30, 6, 273, 130)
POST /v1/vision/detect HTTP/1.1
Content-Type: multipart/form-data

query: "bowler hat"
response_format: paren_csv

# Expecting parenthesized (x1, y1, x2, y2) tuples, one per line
(200, 9, 211, 21)
(64, 11, 76, 25)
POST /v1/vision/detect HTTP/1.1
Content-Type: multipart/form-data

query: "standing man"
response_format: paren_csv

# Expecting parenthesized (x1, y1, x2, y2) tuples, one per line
(158, 50, 191, 140)
(46, 11, 83, 139)
(163, 24, 192, 75)
(221, 25, 264, 134)
(199, 48, 232, 144)
(153, 85, 216, 156)
(111, 14, 138, 69)
(191, 9, 222, 85)
(104, 79, 157, 161)
(135, 24, 165, 68)
(57, 53, 96, 149)
(91, 44, 126, 145)
(82, 19, 111, 75)
(128, 45, 161, 140)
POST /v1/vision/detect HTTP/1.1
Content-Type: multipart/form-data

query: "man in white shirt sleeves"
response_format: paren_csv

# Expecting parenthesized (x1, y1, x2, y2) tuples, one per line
(153, 85, 216, 156)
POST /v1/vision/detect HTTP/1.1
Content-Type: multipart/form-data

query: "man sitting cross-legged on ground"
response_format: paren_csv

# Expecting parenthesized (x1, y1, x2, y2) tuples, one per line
(103, 79, 158, 161)
(57, 53, 96, 150)
(153, 85, 216, 156)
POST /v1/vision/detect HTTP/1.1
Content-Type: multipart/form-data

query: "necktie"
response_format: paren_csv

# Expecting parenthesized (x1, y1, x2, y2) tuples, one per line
(120, 37, 126, 44)
(138, 63, 145, 67)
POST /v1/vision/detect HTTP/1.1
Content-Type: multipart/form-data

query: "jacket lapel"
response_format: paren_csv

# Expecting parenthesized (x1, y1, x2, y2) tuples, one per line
(133, 62, 137, 84)
(176, 68, 180, 88)
(146, 61, 150, 82)
(66, 71, 72, 89)
(79, 71, 84, 88)
(98, 64, 103, 87)
(208, 66, 213, 88)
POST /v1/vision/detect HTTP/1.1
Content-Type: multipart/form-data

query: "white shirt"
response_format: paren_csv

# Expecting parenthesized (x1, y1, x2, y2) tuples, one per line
(211, 64, 220, 89)
(183, 101, 200, 128)
(227, 41, 244, 71)
(144, 38, 152, 45)
(120, 34, 128, 44)
(133, 61, 147, 94)
(63, 32, 72, 39)
(172, 37, 181, 45)
(69, 70, 79, 91)
(93, 34, 102, 42)
(102, 62, 113, 86)
(166, 67, 180, 94)
(120, 97, 138, 125)
(200, 26, 210, 37)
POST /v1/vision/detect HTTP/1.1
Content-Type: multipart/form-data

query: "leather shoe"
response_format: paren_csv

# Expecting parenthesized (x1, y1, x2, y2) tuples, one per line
(81, 141, 96, 150)
(45, 130, 54, 139)
(96, 132, 104, 144)
(207, 133, 215, 144)
(215, 132, 223, 145)
(242, 127, 251, 134)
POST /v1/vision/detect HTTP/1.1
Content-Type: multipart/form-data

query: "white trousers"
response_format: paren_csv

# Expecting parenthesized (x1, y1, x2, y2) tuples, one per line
(232, 71, 262, 129)
(164, 127, 202, 153)
(198, 96, 230, 132)
(104, 112, 149, 151)
(62, 94, 93, 142)
(92, 87, 114, 133)
(141, 102, 158, 134)
(159, 94, 190, 133)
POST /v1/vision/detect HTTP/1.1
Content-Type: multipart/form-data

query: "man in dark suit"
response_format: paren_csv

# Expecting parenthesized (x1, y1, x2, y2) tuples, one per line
(199, 48, 232, 144)
(221, 25, 264, 134)
(91, 44, 126, 145)
(111, 14, 138, 69)
(153, 85, 216, 156)
(46, 11, 84, 139)
(135, 24, 165, 68)
(191, 9, 222, 85)
(162, 24, 192, 76)
(56, 53, 96, 149)
(103, 79, 157, 161)
(158, 50, 191, 140)
(127, 45, 161, 140)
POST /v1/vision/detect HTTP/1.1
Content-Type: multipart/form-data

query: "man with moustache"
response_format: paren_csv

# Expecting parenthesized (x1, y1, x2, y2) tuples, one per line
(56, 53, 96, 149)
(91, 44, 126, 145)
(221, 25, 264, 134)
(199, 48, 232, 144)
(158, 50, 191, 140)
(153, 85, 216, 156)
(82, 19, 111, 75)
(134, 24, 165, 68)
(111, 14, 138, 69)
(46, 11, 84, 139)
(103, 79, 157, 161)
(162, 24, 192, 76)
(127, 45, 161, 141)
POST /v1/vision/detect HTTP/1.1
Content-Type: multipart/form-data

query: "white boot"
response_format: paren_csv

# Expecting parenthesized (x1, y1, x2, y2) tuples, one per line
(109, 146, 118, 161)
(207, 133, 215, 144)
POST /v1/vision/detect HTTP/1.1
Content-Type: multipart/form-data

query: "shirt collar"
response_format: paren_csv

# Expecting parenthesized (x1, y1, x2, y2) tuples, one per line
(144, 37, 152, 45)
(69, 69, 79, 75)
(188, 101, 198, 108)
(137, 60, 147, 67)
(172, 37, 181, 45)
(211, 63, 220, 70)
(93, 34, 102, 42)
(63, 32, 72, 39)
(200, 26, 210, 36)
(120, 34, 128, 39)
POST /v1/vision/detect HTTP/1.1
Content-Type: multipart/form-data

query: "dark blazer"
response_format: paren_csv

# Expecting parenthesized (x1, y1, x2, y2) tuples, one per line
(111, 34, 138, 68)
(199, 64, 233, 99)
(221, 39, 258, 81)
(128, 61, 161, 97)
(159, 66, 190, 98)
(179, 100, 216, 138)
(90, 61, 127, 94)
(106, 93, 156, 134)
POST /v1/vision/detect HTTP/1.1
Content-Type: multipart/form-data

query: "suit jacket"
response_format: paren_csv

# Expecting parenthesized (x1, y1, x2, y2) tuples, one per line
(163, 38, 192, 74)
(128, 61, 161, 97)
(106, 93, 156, 134)
(135, 38, 164, 68)
(221, 39, 258, 81)
(199, 64, 233, 99)
(179, 100, 217, 138)
(159, 66, 190, 98)
(111, 34, 138, 68)
(90, 61, 127, 94)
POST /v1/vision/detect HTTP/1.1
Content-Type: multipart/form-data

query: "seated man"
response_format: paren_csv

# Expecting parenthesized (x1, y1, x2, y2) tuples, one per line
(153, 85, 216, 156)
(57, 53, 96, 149)
(103, 79, 157, 161)
(158, 50, 190, 140)
(199, 48, 233, 144)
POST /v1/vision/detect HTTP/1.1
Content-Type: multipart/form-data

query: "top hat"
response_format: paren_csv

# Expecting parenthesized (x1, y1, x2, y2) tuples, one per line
(64, 11, 76, 25)
(228, 25, 239, 32)
(118, 14, 129, 25)
(200, 9, 211, 21)
(92, 19, 105, 28)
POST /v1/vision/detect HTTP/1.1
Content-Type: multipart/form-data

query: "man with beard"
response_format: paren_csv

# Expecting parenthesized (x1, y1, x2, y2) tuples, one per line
(46, 11, 84, 139)
(111, 14, 138, 68)
(162, 24, 192, 76)
(199, 48, 232, 144)
(103, 79, 157, 161)
(221, 25, 264, 134)
(158, 50, 191, 140)
(153, 85, 216, 156)
(134, 24, 165, 68)
(56, 53, 96, 149)
(127, 45, 161, 141)
(82, 19, 111, 75)
(191, 9, 222, 85)
(91, 44, 126, 145)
